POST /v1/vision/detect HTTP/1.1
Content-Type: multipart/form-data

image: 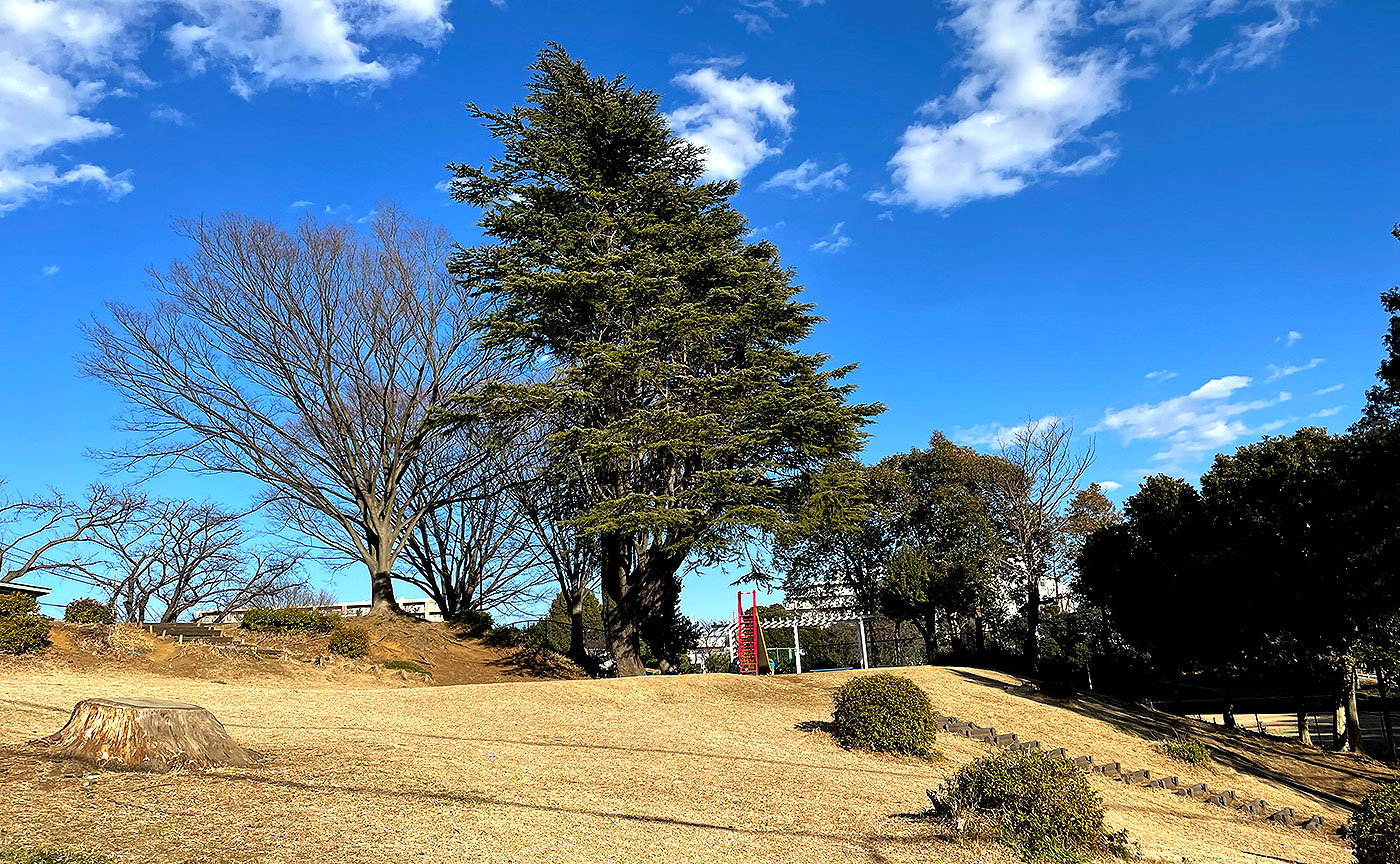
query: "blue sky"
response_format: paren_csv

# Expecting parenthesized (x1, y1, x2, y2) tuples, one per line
(1, 0, 1397, 622)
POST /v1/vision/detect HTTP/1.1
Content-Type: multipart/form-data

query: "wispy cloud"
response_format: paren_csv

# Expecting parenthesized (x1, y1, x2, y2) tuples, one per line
(1264, 357, 1323, 382)
(0, 0, 452, 215)
(1279, 329, 1302, 347)
(1097, 375, 1291, 465)
(875, 0, 1314, 211)
(1145, 369, 1178, 382)
(761, 160, 849, 193)
(668, 67, 795, 180)
(810, 221, 850, 254)
(41, 265, 60, 277)
(1096, 480, 1122, 492)
(150, 106, 190, 126)
(1311, 406, 1343, 418)
(1314, 383, 1344, 395)
(952, 414, 1062, 449)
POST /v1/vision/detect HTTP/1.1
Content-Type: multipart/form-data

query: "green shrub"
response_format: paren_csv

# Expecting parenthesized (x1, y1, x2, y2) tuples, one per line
(1351, 781, 1400, 864)
(240, 606, 339, 634)
(383, 659, 428, 675)
(449, 608, 494, 638)
(704, 652, 731, 673)
(0, 592, 39, 618)
(0, 846, 112, 864)
(932, 750, 1131, 862)
(328, 625, 370, 658)
(0, 614, 50, 655)
(1157, 737, 1211, 766)
(831, 673, 936, 757)
(63, 598, 114, 624)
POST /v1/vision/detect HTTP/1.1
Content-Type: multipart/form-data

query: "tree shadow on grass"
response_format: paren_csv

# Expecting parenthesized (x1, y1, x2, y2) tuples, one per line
(947, 668, 1392, 811)
(195, 773, 933, 863)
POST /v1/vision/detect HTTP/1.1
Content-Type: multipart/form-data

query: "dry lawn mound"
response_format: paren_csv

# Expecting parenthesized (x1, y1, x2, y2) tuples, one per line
(0, 665, 1391, 864)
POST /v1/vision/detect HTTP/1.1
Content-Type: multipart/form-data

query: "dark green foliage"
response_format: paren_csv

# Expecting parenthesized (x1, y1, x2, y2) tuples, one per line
(449, 608, 494, 638)
(936, 750, 1131, 862)
(64, 598, 114, 624)
(1351, 781, 1400, 864)
(546, 589, 602, 629)
(1355, 225, 1400, 434)
(0, 592, 39, 618)
(1157, 738, 1210, 766)
(831, 673, 936, 757)
(0, 846, 112, 864)
(328, 626, 370, 658)
(382, 659, 429, 675)
(0, 614, 50, 654)
(240, 607, 339, 634)
(704, 652, 730, 673)
(0, 591, 49, 655)
(444, 44, 879, 674)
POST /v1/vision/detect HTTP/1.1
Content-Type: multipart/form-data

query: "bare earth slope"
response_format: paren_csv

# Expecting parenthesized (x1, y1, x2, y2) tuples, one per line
(0, 665, 1383, 864)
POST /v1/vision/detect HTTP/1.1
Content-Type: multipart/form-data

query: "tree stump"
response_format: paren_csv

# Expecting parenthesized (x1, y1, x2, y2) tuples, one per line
(34, 697, 255, 771)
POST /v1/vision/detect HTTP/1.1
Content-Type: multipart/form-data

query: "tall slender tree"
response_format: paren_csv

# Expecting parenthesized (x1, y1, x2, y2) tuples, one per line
(445, 46, 879, 675)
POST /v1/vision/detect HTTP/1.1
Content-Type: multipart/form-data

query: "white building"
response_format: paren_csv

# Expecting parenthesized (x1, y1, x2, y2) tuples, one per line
(194, 597, 443, 625)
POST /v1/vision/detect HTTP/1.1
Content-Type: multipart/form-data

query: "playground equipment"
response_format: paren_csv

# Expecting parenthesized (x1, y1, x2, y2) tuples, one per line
(734, 591, 773, 675)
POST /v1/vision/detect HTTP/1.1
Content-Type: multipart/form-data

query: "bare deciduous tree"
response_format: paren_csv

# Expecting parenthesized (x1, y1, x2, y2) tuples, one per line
(81, 204, 505, 613)
(986, 417, 1095, 672)
(396, 433, 550, 620)
(0, 481, 143, 587)
(83, 499, 306, 623)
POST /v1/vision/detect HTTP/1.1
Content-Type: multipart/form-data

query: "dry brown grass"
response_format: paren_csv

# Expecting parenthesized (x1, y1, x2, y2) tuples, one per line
(0, 664, 1376, 864)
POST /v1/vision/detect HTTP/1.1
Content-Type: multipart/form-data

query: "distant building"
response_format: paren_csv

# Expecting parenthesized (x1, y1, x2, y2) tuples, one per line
(0, 581, 52, 602)
(782, 580, 864, 617)
(194, 597, 443, 625)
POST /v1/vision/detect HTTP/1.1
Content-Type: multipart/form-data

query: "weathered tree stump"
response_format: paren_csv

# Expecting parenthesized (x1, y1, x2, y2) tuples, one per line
(34, 697, 254, 771)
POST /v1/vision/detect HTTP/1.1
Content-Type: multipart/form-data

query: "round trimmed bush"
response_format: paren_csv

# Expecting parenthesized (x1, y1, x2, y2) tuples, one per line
(328, 626, 370, 658)
(64, 598, 114, 625)
(1351, 781, 1400, 864)
(831, 673, 936, 757)
(0, 592, 39, 619)
(0, 615, 51, 655)
(938, 750, 1129, 862)
(450, 608, 493, 638)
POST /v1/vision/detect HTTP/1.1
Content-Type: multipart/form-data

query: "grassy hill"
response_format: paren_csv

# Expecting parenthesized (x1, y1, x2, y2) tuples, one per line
(0, 659, 1391, 863)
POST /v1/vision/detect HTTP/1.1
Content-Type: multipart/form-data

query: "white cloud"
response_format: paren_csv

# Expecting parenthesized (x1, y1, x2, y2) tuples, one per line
(1097, 374, 1290, 464)
(877, 0, 1312, 210)
(873, 0, 1127, 211)
(761, 159, 848, 193)
(809, 221, 849, 253)
(1311, 406, 1343, 418)
(41, 264, 59, 276)
(149, 105, 190, 125)
(1145, 369, 1178, 381)
(1280, 329, 1302, 347)
(952, 414, 1062, 448)
(1264, 357, 1323, 381)
(1096, 480, 1122, 492)
(0, 0, 451, 215)
(668, 67, 795, 180)
(1314, 383, 1343, 395)
(877, 210, 894, 221)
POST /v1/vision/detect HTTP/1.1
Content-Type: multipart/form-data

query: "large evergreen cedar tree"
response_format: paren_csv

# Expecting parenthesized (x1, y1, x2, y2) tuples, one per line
(445, 47, 879, 676)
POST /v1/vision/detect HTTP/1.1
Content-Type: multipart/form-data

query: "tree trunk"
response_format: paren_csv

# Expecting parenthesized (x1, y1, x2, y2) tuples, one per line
(568, 589, 586, 660)
(369, 569, 401, 614)
(601, 533, 645, 677)
(913, 619, 936, 665)
(35, 697, 254, 771)
(1222, 683, 1237, 730)
(974, 601, 985, 657)
(1379, 668, 1395, 760)
(1024, 570, 1041, 673)
(1296, 689, 1313, 746)
(1343, 656, 1364, 754)
(1332, 701, 1347, 750)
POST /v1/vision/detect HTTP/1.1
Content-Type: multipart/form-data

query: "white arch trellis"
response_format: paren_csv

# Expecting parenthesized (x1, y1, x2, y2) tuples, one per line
(719, 611, 876, 673)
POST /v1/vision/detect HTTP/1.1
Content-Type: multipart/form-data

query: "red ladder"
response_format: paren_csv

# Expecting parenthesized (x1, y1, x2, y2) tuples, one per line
(735, 590, 760, 675)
